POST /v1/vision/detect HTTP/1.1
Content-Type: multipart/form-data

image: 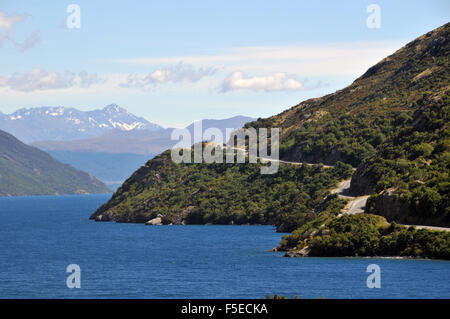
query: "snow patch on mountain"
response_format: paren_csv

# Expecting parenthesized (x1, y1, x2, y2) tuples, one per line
(0, 104, 164, 142)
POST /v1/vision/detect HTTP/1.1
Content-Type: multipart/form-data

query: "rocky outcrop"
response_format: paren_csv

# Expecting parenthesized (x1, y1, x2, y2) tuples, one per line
(145, 215, 163, 225)
(367, 188, 408, 222)
(349, 162, 377, 196)
(93, 213, 111, 222)
(284, 246, 311, 257)
(91, 209, 150, 223)
(367, 188, 449, 227)
(173, 206, 195, 225)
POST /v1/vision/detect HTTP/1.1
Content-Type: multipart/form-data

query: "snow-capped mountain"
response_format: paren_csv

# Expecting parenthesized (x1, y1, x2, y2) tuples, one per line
(0, 104, 163, 143)
(32, 116, 256, 155)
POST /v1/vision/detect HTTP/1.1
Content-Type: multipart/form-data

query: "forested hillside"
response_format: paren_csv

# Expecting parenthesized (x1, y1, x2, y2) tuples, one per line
(0, 129, 110, 196)
(91, 23, 450, 259)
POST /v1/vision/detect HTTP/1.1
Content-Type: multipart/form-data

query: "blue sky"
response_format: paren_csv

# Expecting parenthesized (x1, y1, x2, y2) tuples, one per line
(0, 0, 448, 127)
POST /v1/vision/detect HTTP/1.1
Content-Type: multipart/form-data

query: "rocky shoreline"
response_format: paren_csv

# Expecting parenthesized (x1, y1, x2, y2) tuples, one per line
(275, 246, 442, 260)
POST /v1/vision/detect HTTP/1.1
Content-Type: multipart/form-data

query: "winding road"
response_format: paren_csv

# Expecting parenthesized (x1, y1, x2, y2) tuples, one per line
(222, 145, 450, 232)
(330, 179, 450, 232)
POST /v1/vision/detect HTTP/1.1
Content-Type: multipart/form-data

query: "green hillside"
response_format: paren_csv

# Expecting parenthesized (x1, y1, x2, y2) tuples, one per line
(248, 23, 449, 168)
(248, 22, 450, 227)
(278, 214, 450, 260)
(0, 129, 111, 196)
(91, 148, 353, 232)
(355, 93, 449, 226)
(91, 23, 450, 259)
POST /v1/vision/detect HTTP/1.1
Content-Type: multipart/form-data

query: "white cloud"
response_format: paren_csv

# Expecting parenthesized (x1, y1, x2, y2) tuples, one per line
(0, 11, 40, 51)
(0, 41, 402, 97)
(0, 69, 105, 92)
(221, 72, 306, 92)
(117, 42, 402, 78)
(120, 63, 216, 89)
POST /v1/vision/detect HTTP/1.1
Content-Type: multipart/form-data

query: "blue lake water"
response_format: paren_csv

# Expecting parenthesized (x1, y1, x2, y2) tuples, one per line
(0, 194, 449, 298)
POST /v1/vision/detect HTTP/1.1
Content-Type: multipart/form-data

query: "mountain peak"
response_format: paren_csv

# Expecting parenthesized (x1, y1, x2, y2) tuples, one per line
(103, 104, 124, 113)
(0, 104, 164, 143)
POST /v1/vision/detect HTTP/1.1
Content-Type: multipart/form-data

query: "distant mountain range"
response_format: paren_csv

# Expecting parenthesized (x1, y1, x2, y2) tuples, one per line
(0, 129, 110, 196)
(31, 115, 256, 155)
(0, 103, 255, 190)
(47, 151, 151, 190)
(32, 129, 172, 155)
(0, 104, 163, 143)
(23, 112, 254, 189)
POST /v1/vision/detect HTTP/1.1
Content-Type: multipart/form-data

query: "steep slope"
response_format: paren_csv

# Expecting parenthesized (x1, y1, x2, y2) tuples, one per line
(246, 23, 449, 227)
(91, 23, 450, 257)
(0, 129, 110, 196)
(0, 104, 163, 143)
(90, 148, 353, 232)
(246, 23, 449, 167)
(353, 92, 449, 226)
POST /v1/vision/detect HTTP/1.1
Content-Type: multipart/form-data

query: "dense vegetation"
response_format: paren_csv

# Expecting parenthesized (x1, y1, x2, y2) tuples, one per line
(0, 129, 110, 196)
(356, 93, 449, 226)
(91, 149, 353, 232)
(278, 112, 395, 167)
(255, 24, 447, 165)
(279, 214, 450, 260)
(248, 22, 450, 227)
(93, 23, 450, 259)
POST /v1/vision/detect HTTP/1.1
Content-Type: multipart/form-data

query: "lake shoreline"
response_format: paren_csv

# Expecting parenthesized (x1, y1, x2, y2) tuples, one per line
(91, 220, 450, 262)
(2, 194, 450, 298)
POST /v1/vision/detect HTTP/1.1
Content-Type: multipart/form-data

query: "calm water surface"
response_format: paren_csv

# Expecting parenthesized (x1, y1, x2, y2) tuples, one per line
(0, 194, 449, 298)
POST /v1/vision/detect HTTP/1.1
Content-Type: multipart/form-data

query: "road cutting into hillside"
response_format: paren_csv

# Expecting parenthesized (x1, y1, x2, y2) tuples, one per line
(222, 145, 450, 232)
(331, 179, 450, 232)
